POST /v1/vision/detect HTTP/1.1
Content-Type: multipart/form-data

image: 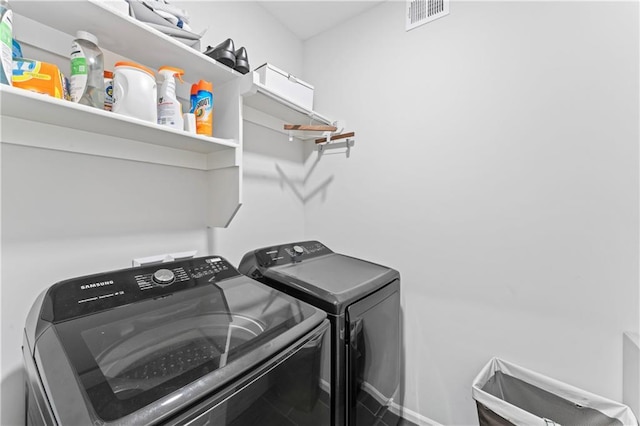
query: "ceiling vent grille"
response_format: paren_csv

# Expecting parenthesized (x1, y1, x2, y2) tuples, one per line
(406, 0, 449, 31)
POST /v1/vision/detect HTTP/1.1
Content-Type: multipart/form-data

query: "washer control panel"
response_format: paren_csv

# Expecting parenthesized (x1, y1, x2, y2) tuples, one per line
(43, 256, 239, 323)
(152, 269, 175, 286)
(253, 241, 333, 268)
(135, 266, 189, 291)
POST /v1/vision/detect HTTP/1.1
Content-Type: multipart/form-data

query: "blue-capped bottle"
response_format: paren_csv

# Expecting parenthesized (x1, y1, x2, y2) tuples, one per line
(0, 0, 13, 86)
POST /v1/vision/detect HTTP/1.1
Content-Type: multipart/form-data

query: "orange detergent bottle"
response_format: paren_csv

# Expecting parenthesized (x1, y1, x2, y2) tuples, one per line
(191, 79, 213, 136)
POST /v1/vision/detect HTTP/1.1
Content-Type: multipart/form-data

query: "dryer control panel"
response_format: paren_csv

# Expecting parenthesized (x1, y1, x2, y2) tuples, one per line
(250, 241, 333, 268)
(41, 256, 240, 323)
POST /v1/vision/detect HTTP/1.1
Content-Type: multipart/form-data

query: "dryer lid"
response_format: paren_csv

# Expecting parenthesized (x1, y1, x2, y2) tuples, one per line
(266, 253, 399, 314)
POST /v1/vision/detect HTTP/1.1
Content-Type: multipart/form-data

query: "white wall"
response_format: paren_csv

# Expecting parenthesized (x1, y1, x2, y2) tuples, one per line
(302, 1, 639, 424)
(0, 2, 305, 425)
(4, 2, 639, 426)
(173, 1, 304, 77)
(172, 1, 309, 264)
(1, 146, 213, 425)
(211, 120, 308, 264)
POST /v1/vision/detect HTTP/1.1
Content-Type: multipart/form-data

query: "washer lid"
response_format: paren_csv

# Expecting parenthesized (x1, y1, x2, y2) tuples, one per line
(266, 253, 399, 314)
(48, 272, 324, 424)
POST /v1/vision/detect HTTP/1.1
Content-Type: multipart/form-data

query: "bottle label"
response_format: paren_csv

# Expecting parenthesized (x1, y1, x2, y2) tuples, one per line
(70, 41, 88, 102)
(158, 100, 182, 126)
(104, 77, 113, 111)
(195, 93, 213, 119)
(0, 9, 13, 86)
(194, 91, 213, 136)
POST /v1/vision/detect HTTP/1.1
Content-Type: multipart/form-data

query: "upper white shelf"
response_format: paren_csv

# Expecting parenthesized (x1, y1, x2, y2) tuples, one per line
(244, 82, 333, 126)
(0, 85, 238, 169)
(240, 72, 336, 140)
(10, 0, 239, 87)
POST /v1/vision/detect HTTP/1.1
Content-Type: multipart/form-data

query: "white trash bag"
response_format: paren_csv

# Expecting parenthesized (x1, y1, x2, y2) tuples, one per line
(472, 357, 638, 426)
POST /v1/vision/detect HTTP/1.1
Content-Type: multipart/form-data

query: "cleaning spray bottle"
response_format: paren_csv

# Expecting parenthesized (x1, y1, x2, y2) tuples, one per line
(157, 65, 185, 130)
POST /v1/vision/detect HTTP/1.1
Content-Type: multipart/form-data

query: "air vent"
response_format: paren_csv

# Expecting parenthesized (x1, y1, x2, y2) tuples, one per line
(406, 0, 449, 31)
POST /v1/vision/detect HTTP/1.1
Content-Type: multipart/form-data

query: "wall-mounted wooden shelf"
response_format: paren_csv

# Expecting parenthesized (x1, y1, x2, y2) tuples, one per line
(315, 132, 356, 144)
(284, 124, 337, 132)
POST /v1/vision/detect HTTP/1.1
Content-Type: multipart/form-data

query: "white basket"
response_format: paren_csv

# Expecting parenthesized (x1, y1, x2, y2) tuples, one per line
(472, 357, 638, 426)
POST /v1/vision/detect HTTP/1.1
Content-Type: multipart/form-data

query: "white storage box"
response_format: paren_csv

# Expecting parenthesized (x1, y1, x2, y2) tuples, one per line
(255, 63, 314, 111)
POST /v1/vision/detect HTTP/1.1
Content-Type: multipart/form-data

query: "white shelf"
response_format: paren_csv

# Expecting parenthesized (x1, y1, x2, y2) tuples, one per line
(0, 85, 238, 170)
(0, 85, 237, 154)
(245, 82, 333, 126)
(4, 0, 244, 228)
(10, 0, 239, 87)
(241, 72, 336, 140)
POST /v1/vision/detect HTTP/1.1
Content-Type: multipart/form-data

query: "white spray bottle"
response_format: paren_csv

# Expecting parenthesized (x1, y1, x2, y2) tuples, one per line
(157, 66, 185, 130)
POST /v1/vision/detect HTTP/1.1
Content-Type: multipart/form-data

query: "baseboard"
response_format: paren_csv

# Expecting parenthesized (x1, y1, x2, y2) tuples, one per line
(389, 402, 443, 426)
(360, 381, 443, 426)
(623, 332, 640, 421)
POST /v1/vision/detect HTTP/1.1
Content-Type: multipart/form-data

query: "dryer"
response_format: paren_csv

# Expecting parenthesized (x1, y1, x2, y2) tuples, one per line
(23, 255, 330, 425)
(239, 241, 401, 426)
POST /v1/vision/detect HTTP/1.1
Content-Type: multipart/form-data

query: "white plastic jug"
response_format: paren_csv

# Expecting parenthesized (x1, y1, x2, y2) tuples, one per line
(112, 61, 157, 123)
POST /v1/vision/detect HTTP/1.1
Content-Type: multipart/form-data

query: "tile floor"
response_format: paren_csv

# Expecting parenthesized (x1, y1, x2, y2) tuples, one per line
(356, 388, 419, 426)
(233, 384, 420, 425)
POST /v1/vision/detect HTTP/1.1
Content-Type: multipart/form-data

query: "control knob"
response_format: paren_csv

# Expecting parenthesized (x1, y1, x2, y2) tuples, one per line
(152, 269, 175, 286)
(293, 245, 304, 256)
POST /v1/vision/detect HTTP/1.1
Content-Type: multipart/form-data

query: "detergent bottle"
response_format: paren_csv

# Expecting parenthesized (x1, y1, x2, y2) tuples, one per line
(191, 79, 213, 136)
(189, 82, 197, 115)
(103, 70, 114, 111)
(157, 65, 184, 130)
(0, 0, 13, 86)
(112, 61, 157, 123)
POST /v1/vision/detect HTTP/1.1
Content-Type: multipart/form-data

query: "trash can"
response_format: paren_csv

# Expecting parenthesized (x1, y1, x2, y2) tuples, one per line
(472, 357, 638, 426)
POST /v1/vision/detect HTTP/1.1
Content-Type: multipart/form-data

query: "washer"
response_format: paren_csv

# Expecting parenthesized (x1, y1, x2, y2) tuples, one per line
(23, 255, 330, 426)
(239, 241, 401, 426)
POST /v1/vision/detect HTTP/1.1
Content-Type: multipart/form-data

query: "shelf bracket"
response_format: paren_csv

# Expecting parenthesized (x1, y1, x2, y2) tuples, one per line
(316, 132, 356, 158)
